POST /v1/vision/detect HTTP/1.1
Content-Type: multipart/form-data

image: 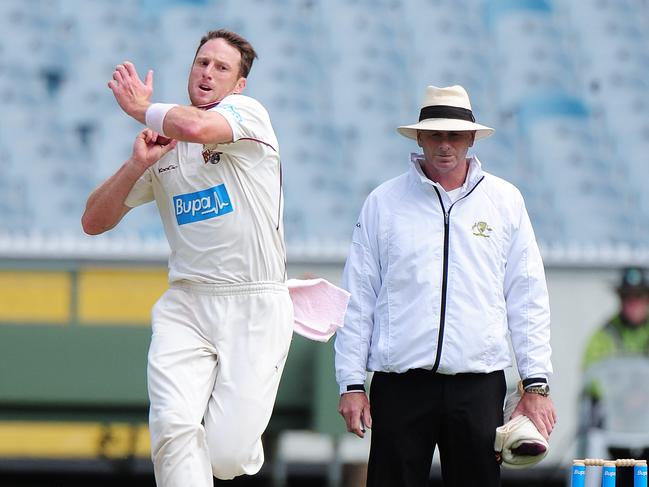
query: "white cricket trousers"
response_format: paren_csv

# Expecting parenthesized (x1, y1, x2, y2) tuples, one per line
(147, 281, 293, 486)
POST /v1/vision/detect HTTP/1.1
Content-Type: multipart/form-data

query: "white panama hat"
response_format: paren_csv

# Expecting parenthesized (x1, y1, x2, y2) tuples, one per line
(397, 85, 495, 141)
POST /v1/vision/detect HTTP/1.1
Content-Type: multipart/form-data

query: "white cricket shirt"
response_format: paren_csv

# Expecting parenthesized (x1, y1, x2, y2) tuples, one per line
(125, 94, 286, 284)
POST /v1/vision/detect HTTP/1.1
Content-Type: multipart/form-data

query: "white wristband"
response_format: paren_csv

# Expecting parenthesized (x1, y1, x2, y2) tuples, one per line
(145, 103, 177, 137)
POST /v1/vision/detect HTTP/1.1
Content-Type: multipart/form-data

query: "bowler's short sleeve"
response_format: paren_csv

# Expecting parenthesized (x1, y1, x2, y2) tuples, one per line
(124, 169, 154, 208)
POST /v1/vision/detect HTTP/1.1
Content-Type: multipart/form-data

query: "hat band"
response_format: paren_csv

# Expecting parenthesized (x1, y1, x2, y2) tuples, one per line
(419, 105, 475, 123)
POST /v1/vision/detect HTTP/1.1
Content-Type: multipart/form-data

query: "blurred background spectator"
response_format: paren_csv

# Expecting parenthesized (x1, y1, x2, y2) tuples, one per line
(583, 267, 649, 370)
(579, 267, 649, 486)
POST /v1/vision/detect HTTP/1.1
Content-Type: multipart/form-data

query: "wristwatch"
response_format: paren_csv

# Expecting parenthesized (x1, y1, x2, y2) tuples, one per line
(524, 383, 550, 397)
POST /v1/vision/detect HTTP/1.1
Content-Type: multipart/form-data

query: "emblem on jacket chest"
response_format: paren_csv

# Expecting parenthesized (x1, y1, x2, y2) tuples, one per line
(472, 221, 493, 238)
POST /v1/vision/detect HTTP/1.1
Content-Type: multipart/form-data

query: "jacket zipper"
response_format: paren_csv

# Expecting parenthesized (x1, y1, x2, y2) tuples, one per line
(431, 176, 485, 373)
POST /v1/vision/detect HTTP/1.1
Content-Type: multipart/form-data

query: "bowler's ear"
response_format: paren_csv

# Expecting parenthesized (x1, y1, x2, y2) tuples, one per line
(469, 131, 476, 147)
(416, 132, 422, 147)
(233, 77, 246, 94)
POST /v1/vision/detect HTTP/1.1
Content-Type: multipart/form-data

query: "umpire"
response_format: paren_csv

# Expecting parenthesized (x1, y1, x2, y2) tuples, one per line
(335, 85, 556, 487)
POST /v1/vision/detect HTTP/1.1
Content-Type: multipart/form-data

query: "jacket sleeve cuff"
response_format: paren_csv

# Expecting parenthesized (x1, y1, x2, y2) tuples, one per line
(339, 382, 366, 394)
(522, 376, 548, 388)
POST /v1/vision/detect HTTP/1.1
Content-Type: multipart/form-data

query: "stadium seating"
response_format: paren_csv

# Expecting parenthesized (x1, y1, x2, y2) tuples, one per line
(0, 0, 648, 255)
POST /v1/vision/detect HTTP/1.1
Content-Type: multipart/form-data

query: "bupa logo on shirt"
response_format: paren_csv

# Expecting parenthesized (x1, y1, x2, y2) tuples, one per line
(173, 184, 233, 225)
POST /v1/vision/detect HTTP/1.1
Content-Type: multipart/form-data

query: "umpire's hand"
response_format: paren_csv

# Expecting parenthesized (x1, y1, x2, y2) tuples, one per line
(511, 393, 557, 440)
(339, 392, 372, 438)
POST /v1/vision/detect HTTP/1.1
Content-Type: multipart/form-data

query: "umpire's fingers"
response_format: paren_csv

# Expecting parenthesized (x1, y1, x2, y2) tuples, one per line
(529, 413, 549, 440)
(338, 394, 367, 438)
(338, 402, 357, 431)
(362, 404, 372, 430)
(348, 411, 364, 438)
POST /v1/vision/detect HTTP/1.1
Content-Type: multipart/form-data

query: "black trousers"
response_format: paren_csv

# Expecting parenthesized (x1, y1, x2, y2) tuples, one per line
(367, 369, 506, 487)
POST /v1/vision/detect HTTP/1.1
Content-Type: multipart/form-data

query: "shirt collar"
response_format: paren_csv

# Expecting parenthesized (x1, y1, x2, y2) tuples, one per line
(408, 152, 484, 192)
(195, 100, 221, 110)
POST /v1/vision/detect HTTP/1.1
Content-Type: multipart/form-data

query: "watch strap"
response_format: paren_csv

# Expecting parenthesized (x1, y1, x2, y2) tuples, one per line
(524, 384, 550, 396)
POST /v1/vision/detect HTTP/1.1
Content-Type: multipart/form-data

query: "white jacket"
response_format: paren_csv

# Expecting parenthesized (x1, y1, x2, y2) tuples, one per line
(334, 154, 552, 393)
